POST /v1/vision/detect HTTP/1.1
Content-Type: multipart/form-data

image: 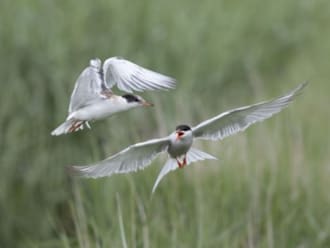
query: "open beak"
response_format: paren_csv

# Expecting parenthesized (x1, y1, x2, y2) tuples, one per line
(142, 101, 154, 107)
(176, 131, 184, 140)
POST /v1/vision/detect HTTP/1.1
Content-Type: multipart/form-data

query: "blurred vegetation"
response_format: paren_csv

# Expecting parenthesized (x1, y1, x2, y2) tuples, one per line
(0, 0, 329, 247)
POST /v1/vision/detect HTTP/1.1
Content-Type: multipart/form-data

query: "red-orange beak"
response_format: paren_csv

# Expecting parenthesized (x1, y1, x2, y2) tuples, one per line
(176, 131, 184, 140)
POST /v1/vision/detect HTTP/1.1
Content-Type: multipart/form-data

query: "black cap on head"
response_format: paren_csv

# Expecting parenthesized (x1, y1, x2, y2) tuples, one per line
(175, 124, 191, 131)
(122, 94, 140, 103)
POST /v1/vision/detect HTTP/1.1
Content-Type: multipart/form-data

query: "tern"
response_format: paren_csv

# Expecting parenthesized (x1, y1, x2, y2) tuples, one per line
(51, 57, 176, 136)
(70, 83, 306, 193)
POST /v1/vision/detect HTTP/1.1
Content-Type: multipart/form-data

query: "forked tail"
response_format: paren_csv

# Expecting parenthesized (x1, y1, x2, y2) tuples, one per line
(51, 119, 86, 136)
(152, 147, 217, 194)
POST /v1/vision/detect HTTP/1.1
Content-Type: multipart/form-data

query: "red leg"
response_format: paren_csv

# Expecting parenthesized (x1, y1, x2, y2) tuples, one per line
(68, 121, 83, 133)
(176, 155, 187, 169)
(176, 159, 183, 168)
(73, 122, 83, 132)
(68, 121, 77, 133)
(183, 156, 187, 166)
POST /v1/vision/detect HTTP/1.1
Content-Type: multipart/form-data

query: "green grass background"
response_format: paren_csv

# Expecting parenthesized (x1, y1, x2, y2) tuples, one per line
(1, 0, 329, 247)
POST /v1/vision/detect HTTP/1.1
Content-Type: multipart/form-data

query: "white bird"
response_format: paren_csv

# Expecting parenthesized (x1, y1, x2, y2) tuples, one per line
(51, 57, 176, 136)
(70, 83, 306, 193)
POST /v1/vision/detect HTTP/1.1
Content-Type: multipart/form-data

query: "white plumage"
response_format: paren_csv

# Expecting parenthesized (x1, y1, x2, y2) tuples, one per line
(70, 83, 307, 193)
(51, 57, 176, 136)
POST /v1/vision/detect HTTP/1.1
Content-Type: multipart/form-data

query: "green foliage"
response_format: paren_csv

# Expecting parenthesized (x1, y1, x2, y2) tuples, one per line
(0, 0, 329, 247)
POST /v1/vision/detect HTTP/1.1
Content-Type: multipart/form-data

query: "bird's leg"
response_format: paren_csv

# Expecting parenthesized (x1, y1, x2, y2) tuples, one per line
(176, 159, 183, 168)
(177, 155, 187, 169)
(69, 120, 83, 133)
(183, 156, 187, 166)
(74, 121, 83, 131)
(68, 121, 77, 133)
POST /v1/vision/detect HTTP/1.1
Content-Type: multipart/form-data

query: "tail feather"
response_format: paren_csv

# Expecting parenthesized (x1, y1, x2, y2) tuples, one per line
(51, 119, 85, 136)
(152, 148, 217, 194)
(186, 147, 217, 164)
(152, 158, 177, 194)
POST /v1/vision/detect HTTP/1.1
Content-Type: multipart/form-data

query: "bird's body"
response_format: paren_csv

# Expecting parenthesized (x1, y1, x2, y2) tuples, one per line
(67, 95, 131, 121)
(167, 128, 193, 158)
(51, 57, 175, 136)
(70, 83, 307, 193)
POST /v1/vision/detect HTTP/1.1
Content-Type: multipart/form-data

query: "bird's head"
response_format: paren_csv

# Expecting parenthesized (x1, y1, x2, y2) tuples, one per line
(122, 94, 154, 107)
(175, 124, 192, 140)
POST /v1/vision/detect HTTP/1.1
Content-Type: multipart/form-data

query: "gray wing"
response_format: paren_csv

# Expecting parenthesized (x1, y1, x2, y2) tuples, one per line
(70, 137, 170, 178)
(102, 57, 176, 93)
(192, 83, 307, 141)
(68, 62, 105, 113)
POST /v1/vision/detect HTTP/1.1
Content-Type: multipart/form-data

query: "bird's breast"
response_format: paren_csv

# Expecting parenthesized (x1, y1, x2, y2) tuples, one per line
(167, 138, 193, 158)
(71, 99, 131, 121)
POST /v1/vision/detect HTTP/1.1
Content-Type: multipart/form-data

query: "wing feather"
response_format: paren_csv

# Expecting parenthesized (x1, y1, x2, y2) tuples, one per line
(70, 137, 170, 178)
(68, 61, 105, 113)
(102, 57, 176, 93)
(192, 83, 307, 141)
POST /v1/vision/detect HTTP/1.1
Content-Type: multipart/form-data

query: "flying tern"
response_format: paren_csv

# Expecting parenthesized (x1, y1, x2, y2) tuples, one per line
(51, 57, 176, 136)
(70, 83, 306, 193)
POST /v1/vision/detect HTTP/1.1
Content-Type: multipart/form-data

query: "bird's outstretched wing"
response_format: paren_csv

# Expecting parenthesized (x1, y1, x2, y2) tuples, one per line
(70, 137, 170, 178)
(102, 57, 176, 93)
(68, 60, 105, 113)
(192, 83, 307, 141)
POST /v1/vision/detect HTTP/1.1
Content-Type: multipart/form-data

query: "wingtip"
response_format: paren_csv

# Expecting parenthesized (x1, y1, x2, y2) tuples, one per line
(210, 156, 218, 160)
(168, 78, 177, 86)
(292, 81, 308, 95)
(301, 80, 309, 87)
(294, 81, 309, 93)
(65, 165, 86, 177)
(66, 165, 82, 177)
(157, 77, 176, 91)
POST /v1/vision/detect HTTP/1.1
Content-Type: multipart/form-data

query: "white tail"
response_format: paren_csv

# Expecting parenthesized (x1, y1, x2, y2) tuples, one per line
(152, 158, 177, 194)
(186, 147, 217, 164)
(51, 119, 85, 136)
(152, 147, 217, 194)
